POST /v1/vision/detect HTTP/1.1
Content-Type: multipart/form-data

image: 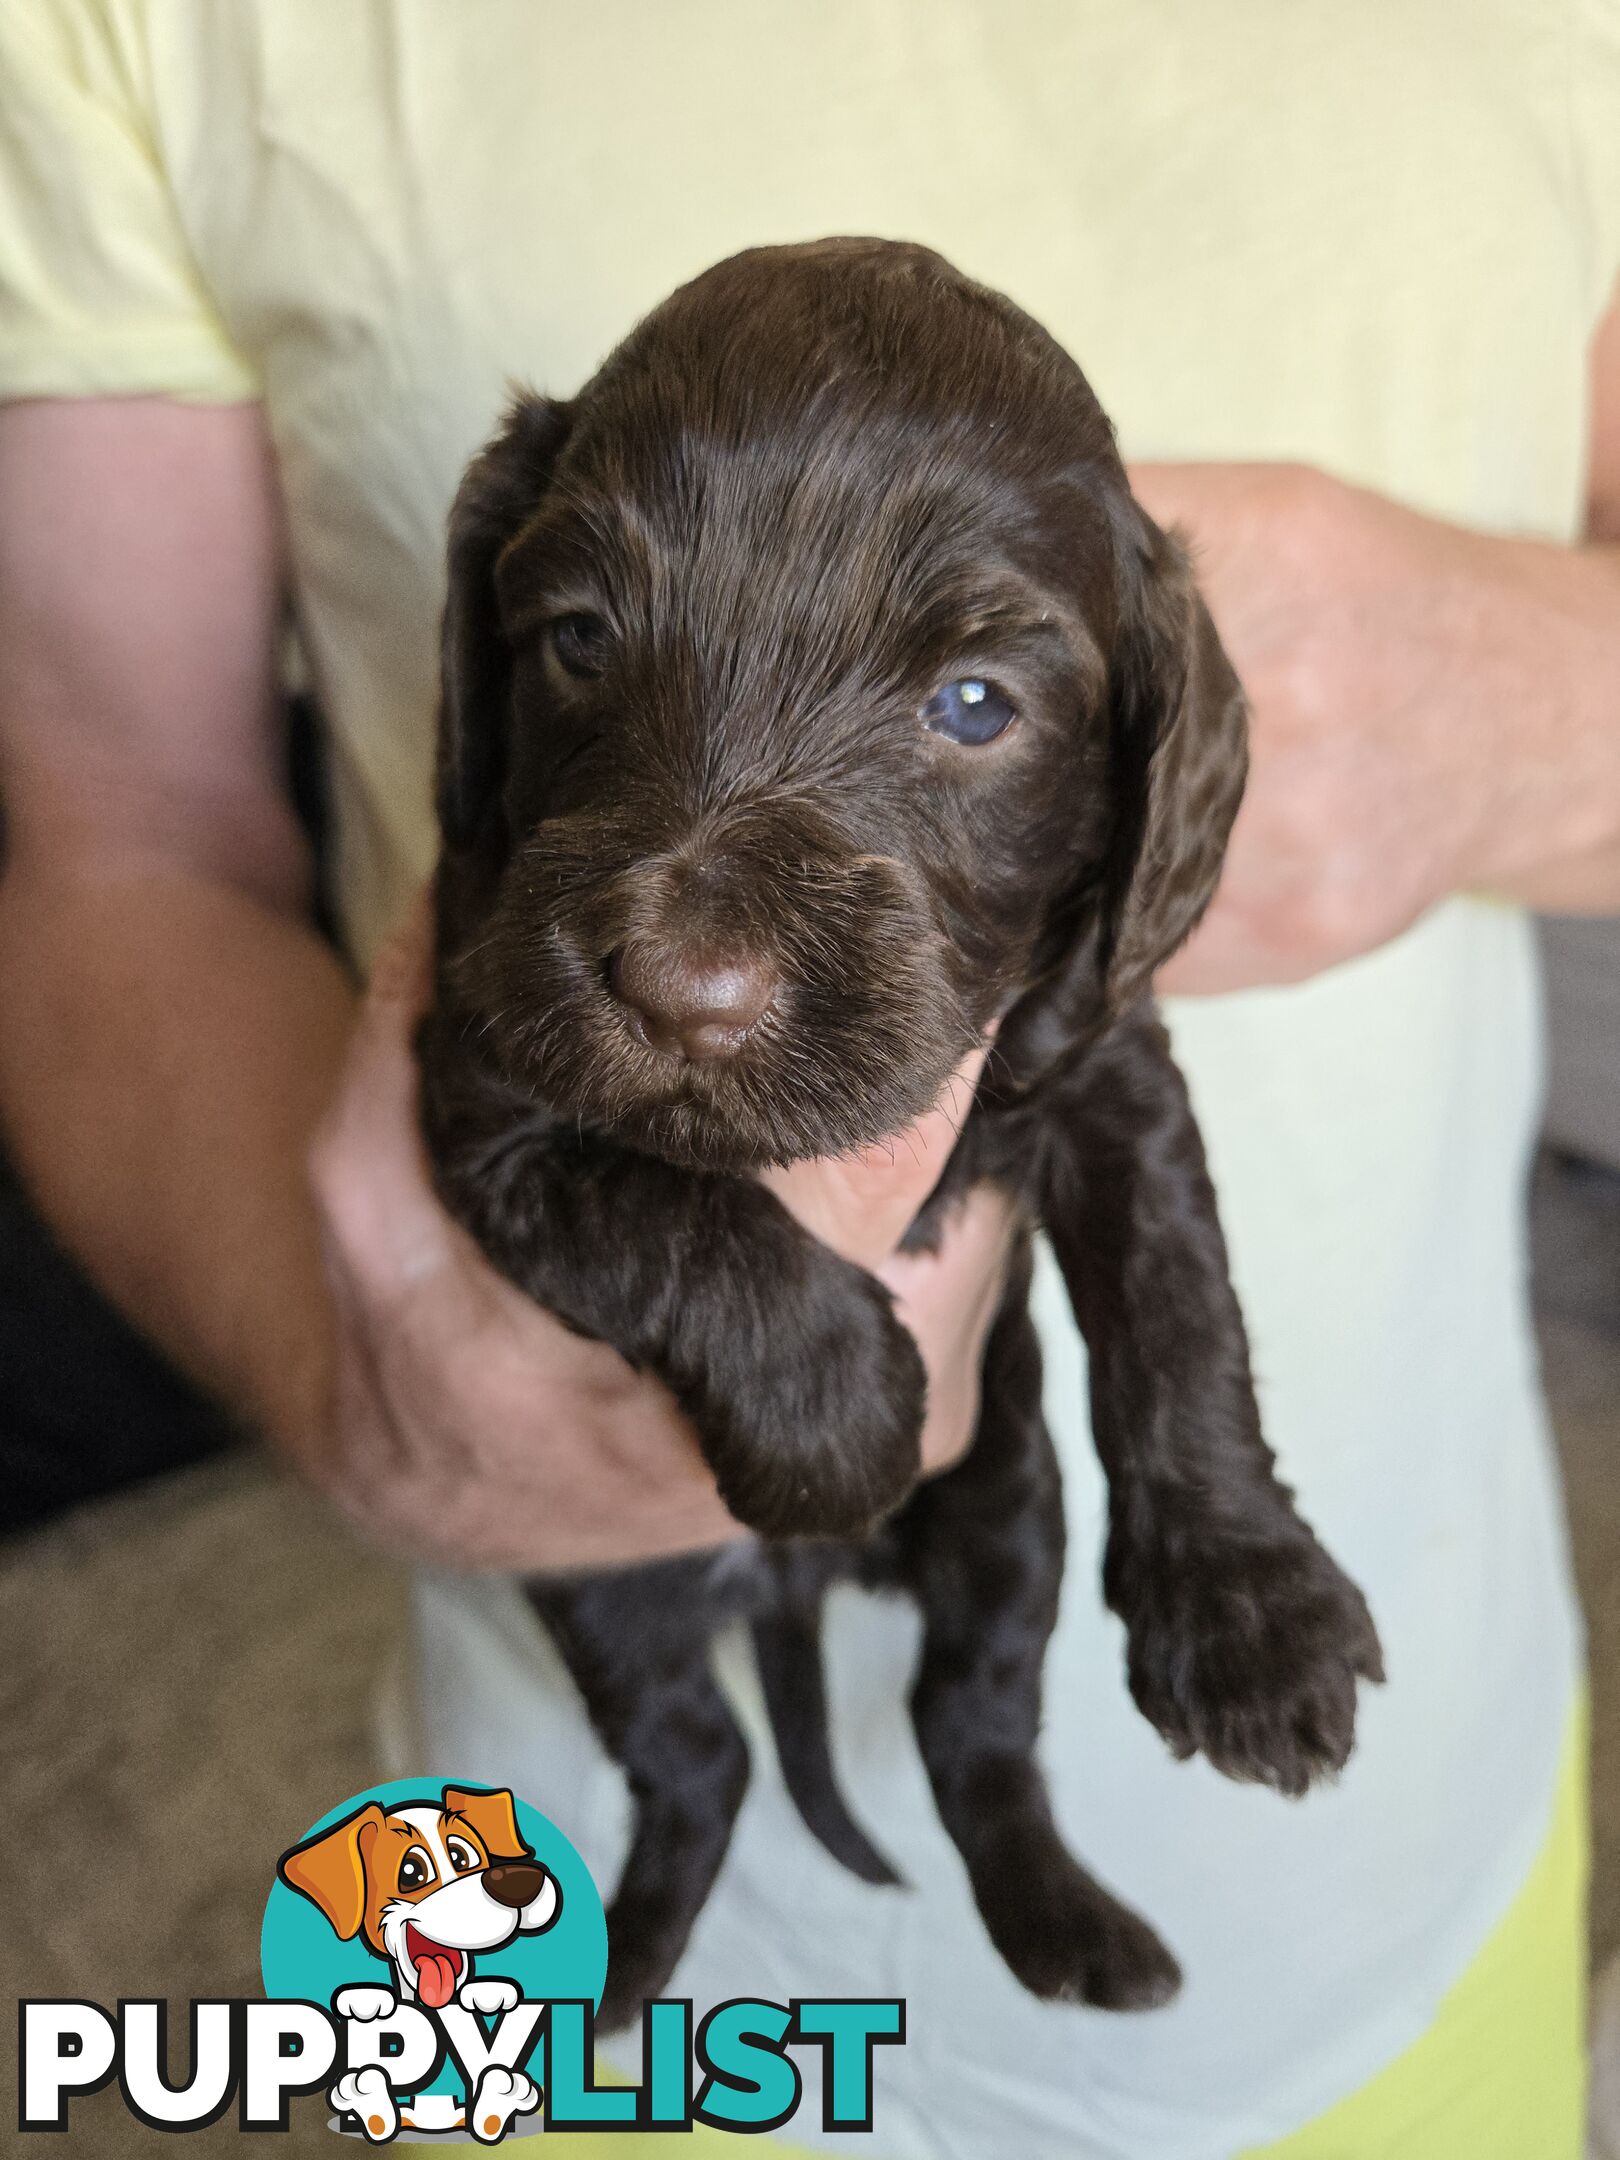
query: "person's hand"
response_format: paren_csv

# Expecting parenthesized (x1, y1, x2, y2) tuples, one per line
(300, 900, 1011, 1573)
(1131, 462, 1620, 993)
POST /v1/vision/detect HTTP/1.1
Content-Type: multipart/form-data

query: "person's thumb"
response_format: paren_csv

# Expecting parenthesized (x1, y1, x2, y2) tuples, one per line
(308, 890, 454, 1296)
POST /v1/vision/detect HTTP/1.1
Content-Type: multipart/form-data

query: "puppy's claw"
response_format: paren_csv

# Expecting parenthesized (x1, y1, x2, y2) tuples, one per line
(1115, 1526, 1384, 1795)
(330, 2066, 398, 2142)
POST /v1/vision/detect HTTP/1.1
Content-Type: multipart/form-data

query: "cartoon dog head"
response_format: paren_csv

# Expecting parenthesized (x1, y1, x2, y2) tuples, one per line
(277, 1786, 561, 2008)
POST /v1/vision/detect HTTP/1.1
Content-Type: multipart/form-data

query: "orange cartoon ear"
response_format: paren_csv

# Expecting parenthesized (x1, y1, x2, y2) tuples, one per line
(277, 1803, 388, 1940)
(443, 1786, 531, 1865)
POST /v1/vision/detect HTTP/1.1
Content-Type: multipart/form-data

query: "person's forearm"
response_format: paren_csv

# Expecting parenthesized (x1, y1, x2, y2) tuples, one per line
(1481, 537, 1620, 911)
(0, 842, 355, 1457)
(1505, 834, 1620, 912)
(1140, 454, 1620, 994)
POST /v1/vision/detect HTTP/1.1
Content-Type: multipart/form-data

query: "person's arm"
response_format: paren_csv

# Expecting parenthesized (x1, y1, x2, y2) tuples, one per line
(0, 398, 351, 1446)
(0, 396, 1008, 1570)
(1141, 281, 1620, 994)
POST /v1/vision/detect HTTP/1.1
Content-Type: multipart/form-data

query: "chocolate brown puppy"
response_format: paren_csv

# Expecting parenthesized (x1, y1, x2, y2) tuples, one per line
(418, 238, 1383, 2026)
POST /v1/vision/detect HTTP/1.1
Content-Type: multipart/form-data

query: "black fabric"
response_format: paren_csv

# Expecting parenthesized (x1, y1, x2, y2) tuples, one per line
(0, 1148, 236, 1536)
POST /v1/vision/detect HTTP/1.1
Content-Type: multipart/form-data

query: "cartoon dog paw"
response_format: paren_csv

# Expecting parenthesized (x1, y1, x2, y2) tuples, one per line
(334, 1985, 397, 2023)
(330, 2066, 398, 2143)
(469, 2065, 540, 2144)
(458, 1977, 521, 2016)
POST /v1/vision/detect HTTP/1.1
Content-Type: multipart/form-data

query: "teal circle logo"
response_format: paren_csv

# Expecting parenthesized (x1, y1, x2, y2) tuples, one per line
(261, 1780, 607, 2131)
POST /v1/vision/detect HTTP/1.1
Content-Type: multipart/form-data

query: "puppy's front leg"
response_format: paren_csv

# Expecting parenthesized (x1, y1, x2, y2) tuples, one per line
(422, 1051, 925, 1540)
(1043, 1008, 1383, 1796)
(900, 1247, 1182, 2011)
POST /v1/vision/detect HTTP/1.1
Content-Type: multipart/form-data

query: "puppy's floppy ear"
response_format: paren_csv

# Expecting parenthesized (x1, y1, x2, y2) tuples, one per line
(995, 494, 1245, 1092)
(277, 1803, 387, 1941)
(1095, 497, 1247, 1011)
(437, 393, 571, 853)
(442, 1785, 533, 1865)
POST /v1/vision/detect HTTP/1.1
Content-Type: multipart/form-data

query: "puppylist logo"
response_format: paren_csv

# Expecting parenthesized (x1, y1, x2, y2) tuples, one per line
(17, 1778, 905, 2142)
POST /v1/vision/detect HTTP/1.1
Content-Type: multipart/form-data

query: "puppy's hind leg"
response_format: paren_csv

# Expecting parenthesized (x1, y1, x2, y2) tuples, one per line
(898, 1254, 1181, 2013)
(530, 1565, 750, 2033)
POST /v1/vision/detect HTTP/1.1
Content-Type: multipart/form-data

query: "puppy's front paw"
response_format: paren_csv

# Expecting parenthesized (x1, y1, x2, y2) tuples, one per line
(458, 1977, 520, 2015)
(1113, 1519, 1384, 1796)
(976, 1857, 1181, 2013)
(330, 2066, 398, 2142)
(333, 1985, 397, 2023)
(714, 1269, 927, 1541)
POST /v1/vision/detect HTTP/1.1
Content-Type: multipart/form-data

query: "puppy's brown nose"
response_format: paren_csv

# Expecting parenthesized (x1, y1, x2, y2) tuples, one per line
(482, 1862, 547, 1910)
(610, 940, 777, 1060)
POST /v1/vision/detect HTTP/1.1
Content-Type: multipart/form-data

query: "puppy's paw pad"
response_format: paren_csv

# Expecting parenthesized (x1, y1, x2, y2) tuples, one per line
(330, 2066, 398, 2142)
(459, 1977, 521, 2015)
(333, 1986, 397, 2024)
(1120, 1531, 1384, 1795)
(470, 2066, 540, 2143)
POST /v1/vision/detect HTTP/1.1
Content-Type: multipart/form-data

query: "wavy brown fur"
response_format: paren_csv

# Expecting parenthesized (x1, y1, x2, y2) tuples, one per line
(418, 239, 1382, 2026)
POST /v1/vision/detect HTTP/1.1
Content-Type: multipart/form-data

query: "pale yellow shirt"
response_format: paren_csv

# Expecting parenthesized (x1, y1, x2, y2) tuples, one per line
(4, 0, 1617, 965)
(3, 6, 1618, 2154)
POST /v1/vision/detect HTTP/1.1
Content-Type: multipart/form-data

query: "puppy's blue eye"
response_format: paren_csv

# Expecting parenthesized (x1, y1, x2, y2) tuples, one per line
(546, 612, 611, 679)
(922, 678, 1016, 745)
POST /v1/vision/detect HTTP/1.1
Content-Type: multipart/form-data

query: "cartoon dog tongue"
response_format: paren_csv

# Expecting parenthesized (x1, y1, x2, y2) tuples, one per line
(407, 1927, 462, 2008)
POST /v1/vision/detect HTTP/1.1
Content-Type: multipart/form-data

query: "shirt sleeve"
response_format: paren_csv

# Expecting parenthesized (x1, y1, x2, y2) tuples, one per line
(0, 0, 257, 403)
(1577, 0, 1620, 322)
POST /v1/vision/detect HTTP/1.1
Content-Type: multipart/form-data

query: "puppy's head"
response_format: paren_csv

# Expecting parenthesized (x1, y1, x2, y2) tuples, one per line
(277, 1786, 558, 2007)
(435, 238, 1244, 1170)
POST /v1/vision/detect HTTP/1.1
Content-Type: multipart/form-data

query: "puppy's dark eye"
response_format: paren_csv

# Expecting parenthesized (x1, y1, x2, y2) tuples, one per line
(922, 678, 1016, 746)
(397, 1848, 434, 1892)
(446, 1839, 480, 1874)
(546, 612, 611, 679)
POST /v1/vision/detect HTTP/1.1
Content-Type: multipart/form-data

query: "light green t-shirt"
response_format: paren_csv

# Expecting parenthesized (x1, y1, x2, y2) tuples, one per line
(3, 5, 1617, 2154)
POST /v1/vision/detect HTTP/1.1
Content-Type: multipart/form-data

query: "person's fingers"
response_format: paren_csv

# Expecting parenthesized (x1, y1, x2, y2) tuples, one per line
(1122, 458, 1192, 524)
(313, 889, 432, 1152)
(1155, 909, 1261, 995)
(307, 889, 455, 1295)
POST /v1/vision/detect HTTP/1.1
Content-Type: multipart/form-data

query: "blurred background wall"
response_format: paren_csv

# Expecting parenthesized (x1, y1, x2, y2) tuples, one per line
(1545, 918, 1620, 1173)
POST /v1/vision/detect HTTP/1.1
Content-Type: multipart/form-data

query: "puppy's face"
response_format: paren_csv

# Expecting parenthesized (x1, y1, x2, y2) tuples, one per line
(437, 241, 1243, 1171)
(277, 1786, 560, 2010)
